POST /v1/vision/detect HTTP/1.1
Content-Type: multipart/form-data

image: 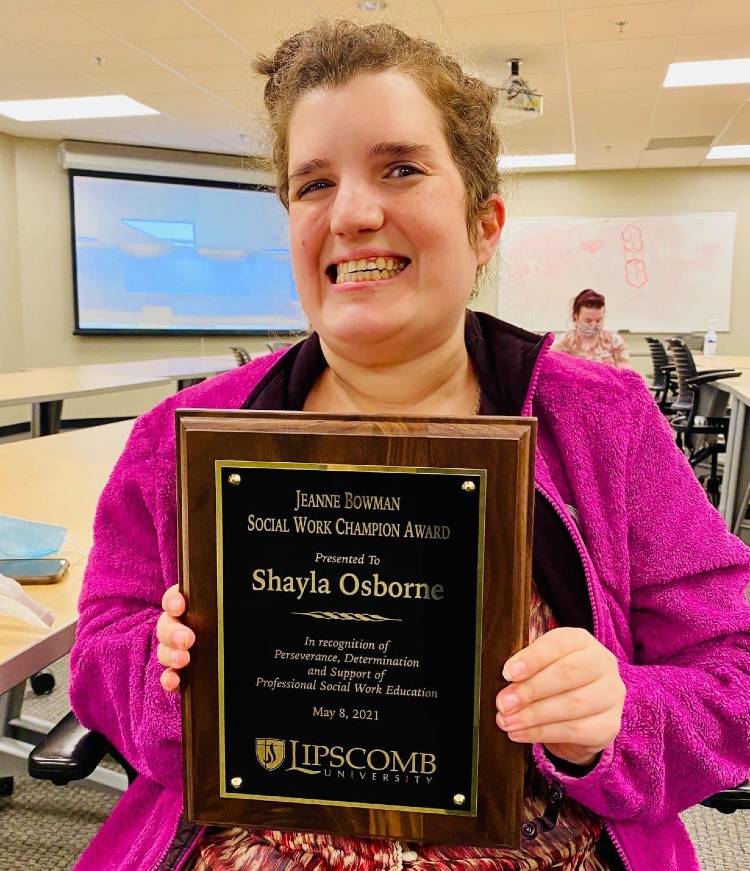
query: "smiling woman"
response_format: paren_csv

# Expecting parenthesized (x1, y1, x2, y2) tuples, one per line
(68, 17, 750, 871)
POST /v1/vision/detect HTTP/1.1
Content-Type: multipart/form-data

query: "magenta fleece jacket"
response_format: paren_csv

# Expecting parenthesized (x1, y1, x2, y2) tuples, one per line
(69, 339, 750, 871)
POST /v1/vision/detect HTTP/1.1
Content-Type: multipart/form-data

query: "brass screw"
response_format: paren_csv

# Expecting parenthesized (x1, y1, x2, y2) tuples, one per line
(228, 473, 241, 485)
(230, 777, 242, 788)
(453, 793, 466, 806)
(461, 481, 476, 492)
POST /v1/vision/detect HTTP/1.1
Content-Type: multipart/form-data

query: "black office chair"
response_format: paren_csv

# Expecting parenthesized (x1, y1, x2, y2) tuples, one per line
(666, 337, 740, 506)
(644, 337, 676, 414)
(229, 346, 252, 366)
(266, 341, 293, 353)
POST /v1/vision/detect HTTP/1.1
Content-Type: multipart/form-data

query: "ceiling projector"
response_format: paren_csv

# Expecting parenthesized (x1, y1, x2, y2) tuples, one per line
(497, 58, 543, 124)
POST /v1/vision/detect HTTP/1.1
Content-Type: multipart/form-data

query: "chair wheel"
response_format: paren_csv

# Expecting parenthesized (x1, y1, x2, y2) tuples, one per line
(30, 672, 55, 695)
(0, 776, 14, 797)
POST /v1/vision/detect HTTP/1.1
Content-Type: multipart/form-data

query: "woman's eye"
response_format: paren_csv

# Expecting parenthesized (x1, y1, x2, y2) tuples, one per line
(387, 164, 422, 179)
(297, 180, 331, 197)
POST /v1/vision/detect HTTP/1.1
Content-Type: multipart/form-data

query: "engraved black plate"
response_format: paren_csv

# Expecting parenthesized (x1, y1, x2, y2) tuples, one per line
(216, 462, 486, 816)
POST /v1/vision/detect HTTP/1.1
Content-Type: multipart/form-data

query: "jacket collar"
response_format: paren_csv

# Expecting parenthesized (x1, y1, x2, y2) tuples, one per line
(242, 310, 551, 414)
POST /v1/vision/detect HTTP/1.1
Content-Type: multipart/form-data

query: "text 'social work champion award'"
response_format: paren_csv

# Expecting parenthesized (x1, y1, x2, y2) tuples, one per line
(178, 411, 535, 847)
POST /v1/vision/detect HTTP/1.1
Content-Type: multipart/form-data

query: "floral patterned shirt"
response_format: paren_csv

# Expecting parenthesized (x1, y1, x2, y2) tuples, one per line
(552, 330, 629, 368)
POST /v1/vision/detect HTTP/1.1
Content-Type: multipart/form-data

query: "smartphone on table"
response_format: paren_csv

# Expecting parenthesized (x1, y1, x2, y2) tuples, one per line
(0, 558, 70, 584)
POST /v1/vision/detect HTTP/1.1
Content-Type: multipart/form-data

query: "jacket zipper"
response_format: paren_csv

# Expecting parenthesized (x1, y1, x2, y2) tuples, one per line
(147, 804, 205, 871)
(534, 482, 633, 871)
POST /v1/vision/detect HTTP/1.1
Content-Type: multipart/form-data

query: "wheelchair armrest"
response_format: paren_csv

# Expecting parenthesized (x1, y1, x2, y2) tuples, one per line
(701, 781, 750, 814)
(28, 710, 110, 785)
(686, 370, 741, 387)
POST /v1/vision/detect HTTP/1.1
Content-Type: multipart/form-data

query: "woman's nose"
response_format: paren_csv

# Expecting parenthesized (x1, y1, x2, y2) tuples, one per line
(329, 181, 384, 236)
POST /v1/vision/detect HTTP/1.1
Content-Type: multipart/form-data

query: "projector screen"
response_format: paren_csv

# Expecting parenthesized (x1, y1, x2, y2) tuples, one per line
(70, 170, 304, 335)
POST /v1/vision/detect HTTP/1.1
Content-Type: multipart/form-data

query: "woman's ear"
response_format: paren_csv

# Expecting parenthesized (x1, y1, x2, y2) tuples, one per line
(475, 195, 505, 267)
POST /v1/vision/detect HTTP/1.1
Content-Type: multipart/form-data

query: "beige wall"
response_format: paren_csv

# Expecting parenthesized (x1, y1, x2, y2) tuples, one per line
(2, 139, 749, 427)
(0, 134, 24, 426)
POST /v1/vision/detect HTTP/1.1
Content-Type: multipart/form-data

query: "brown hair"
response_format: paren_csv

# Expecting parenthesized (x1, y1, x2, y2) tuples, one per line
(254, 19, 501, 249)
(572, 288, 606, 317)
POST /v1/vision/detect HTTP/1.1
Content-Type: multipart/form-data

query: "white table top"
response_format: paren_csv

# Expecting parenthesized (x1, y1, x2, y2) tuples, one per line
(0, 420, 134, 693)
(0, 368, 170, 408)
(716, 372, 750, 406)
(0, 355, 240, 411)
(694, 355, 750, 372)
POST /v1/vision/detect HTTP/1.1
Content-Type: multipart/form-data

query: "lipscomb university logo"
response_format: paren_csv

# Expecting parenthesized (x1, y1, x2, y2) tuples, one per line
(256, 738, 286, 772)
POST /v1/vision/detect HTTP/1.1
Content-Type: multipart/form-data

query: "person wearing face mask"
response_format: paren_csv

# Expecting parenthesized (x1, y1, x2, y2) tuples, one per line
(552, 289, 629, 368)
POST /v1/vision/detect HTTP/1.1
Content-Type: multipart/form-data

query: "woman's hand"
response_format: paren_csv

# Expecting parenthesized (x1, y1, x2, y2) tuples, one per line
(156, 584, 195, 692)
(496, 627, 625, 767)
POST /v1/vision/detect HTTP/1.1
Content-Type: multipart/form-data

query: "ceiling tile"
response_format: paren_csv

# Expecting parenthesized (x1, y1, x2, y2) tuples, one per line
(448, 12, 565, 47)
(639, 146, 708, 166)
(38, 41, 165, 76)
(573, 87, 658, 115)
(70, 0, 218, 41)
(684, 0, 750, 35)
(565, 2, 687, 42)
(89, 68, 204, 97)
(463, 42, 566, 78)
(176, 64, 253, 93)
(568, 36, 676, 69)
(0, 48, 66, 78)
(2, 6, 112, 47)
(0, 75, 116, 100)
(569, 64, 665, 92)
(438, 0, 560, 15)
(563, 0, 676, 7)
(577, 141, 643, 169)
(674, 31, 750, 62)
(502, 125, 574, 153)
(134, 35, 251, 68)
(649, 101, 738, 137)
(715, 103, 750, 144)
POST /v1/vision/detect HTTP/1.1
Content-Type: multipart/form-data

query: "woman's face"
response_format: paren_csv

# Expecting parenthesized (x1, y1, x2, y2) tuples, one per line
(575, 305, 605, 334)
(286, 70, 502, 364)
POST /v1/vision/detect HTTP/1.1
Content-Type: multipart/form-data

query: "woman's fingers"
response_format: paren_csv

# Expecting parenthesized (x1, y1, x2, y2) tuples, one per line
(161, 584, 186, 617)
(502, 710, 621, 751)
(160, 668, 180, 692)
(502, 626, 594, 682)
(497, 646, 605, 714)
(157, 585, 194, 694)
(496, 676, 619, 733)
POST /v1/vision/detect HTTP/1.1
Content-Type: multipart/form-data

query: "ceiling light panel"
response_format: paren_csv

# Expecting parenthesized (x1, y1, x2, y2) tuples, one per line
(664, 58, 750, 87)
(706, 144, 750, 160)
(498, 153, 576, 168)
(0, 95, 159, 121)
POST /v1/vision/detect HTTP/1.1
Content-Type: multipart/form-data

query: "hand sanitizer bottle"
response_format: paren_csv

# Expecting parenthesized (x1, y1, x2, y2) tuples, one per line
(703, 319, 718, 357)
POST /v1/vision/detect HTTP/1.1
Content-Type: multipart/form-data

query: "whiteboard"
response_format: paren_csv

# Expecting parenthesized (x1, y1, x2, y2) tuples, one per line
(497, 213, 737, 333)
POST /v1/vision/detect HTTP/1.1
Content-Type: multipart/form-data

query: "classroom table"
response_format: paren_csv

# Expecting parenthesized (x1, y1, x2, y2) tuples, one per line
(717, 373, 750, 534)
(0, 420, 134, 787)
(0, 354, 238, 437)
(0, 420, 134, 693)
(0, 369, 169, 437)
(693, 354, 750, 372)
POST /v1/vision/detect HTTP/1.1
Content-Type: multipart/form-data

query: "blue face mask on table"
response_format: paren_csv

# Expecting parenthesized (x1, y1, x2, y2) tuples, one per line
(0, 514, 67, 558)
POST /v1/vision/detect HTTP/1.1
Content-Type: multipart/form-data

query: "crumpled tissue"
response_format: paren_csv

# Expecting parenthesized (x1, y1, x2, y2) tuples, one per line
(0, 572, 54, 629)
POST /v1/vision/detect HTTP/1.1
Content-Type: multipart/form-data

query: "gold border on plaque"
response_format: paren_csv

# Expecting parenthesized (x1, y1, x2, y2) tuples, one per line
(214, 460, 487, 816)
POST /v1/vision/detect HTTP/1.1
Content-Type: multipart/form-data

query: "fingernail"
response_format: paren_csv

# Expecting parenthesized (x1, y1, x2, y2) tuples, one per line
(498, 692, 520, 715)
(499, 714, 521, 731)
(168, 597, 181, 612)
(171, 651, 183, 667)
(503, 659, 526, 680)
(508, 732, 527, 743)
(174, 630, 188, 648)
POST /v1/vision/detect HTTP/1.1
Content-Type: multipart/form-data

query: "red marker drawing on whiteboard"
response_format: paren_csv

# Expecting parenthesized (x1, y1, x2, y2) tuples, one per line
(621, 224, 648, 288)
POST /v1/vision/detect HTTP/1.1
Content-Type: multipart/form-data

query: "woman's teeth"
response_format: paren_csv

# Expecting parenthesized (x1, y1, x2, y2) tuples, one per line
(335, 256, 407, 284)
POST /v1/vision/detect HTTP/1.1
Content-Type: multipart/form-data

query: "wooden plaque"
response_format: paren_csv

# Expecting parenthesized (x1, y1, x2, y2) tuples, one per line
(177, 410, 536, 847)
